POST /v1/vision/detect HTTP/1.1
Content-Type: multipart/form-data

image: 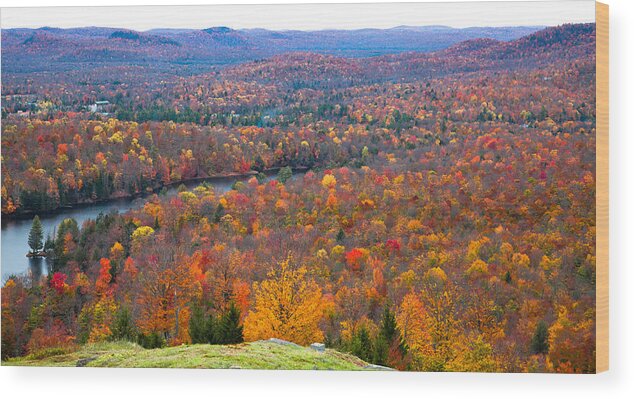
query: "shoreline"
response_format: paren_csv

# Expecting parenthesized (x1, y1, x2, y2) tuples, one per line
(1, 166, 309, 221)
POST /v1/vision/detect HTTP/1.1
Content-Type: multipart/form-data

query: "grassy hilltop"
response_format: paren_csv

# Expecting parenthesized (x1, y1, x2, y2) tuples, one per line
(3, 340, 386, 370)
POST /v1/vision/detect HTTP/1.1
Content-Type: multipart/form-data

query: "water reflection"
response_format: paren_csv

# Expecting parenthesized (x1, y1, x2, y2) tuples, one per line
(27, 256, 46, 282)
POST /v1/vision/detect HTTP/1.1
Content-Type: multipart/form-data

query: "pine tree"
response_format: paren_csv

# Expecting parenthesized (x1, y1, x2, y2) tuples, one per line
(189, 305, 209, 344)
(28, 215, 44, 254)
(373, 336, 389, 366)
(218, 303, 244, 344)
(213, 203, 225, 223)
(138, 332, 165, 349)
(374, 305, 407, 367)
(350, 326, 373, 362)
(380, 305, 399, 343)
(254, 154, 265, 172)
(53, 218, 79, 270)
(111, 307, 136, 342)
(206, 313, 219, 344)
(530, 320, 549, 354)
(277, 166, 292, 184)
(43, 234, 54, 253)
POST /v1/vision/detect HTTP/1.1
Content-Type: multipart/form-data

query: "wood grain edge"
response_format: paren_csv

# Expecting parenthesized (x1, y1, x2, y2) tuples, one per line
(595, 1, 609, 374)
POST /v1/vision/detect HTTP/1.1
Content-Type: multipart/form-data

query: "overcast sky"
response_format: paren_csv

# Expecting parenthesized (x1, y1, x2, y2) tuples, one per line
(1, 1, 595, 31)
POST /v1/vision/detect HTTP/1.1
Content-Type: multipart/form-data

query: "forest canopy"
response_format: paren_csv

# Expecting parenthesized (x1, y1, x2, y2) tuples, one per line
(1, 23, 597, 373)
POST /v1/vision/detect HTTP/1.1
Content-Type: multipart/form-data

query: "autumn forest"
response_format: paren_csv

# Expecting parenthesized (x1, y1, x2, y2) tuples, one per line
(1, 23, 597, 372)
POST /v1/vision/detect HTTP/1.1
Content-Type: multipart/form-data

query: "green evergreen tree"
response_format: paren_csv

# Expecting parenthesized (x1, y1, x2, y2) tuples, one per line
(55, 218, 79, 245)
(189, 305, 209, 344)
(218, 303, 244, 344)
(28, 215, 44, 254)
(256, 172, 267, 183)
(138, 332, 165, 349)
(336, 228, 345, 242)
(379, 305, 399, 343)
(53, 218, 79, 270)
(43, 234, 55, 253)
(539, 105, 549, 120)
(373, 305, 407, 367)
(213, 203, 225, 223)
(111, 307, 136, 342)
(350, 326, 373, 362)
(531, 320, 550, 354)
(277, 166, 293, 184)
(206, 313, 219, 344)
(254, 154, 266, 172)
(373, 335, 389, 366)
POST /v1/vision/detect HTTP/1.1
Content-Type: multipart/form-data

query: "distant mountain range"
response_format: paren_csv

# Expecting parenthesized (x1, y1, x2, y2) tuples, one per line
(1, 25, 544, 74)
(215, 24, 595, 89)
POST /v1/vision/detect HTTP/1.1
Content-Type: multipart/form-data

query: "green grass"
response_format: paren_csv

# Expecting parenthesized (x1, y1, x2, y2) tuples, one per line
(2, 340, 379, 370)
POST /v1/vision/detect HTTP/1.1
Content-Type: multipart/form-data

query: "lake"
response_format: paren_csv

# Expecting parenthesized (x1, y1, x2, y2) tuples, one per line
(0, 172, 291, 282)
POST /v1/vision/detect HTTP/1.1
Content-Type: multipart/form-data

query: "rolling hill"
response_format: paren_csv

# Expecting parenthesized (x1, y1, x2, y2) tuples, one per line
(2, 339, 387, 370)
(1, 24, 542, 74)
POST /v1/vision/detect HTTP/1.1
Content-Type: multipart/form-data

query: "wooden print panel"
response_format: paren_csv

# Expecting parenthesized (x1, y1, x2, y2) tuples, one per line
(595, 1, 609, 373)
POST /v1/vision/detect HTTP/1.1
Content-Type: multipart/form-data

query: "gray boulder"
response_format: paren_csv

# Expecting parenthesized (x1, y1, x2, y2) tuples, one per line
(310, 343, 325, 352)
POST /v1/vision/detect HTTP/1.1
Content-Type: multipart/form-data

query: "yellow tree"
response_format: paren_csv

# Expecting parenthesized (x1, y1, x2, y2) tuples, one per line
(419, 267, 459, 370)
(396, 292, 433, 370)
(547, 304, 595, 373)
(244, 254, 324, 345)
(446, 334, 499, 372)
